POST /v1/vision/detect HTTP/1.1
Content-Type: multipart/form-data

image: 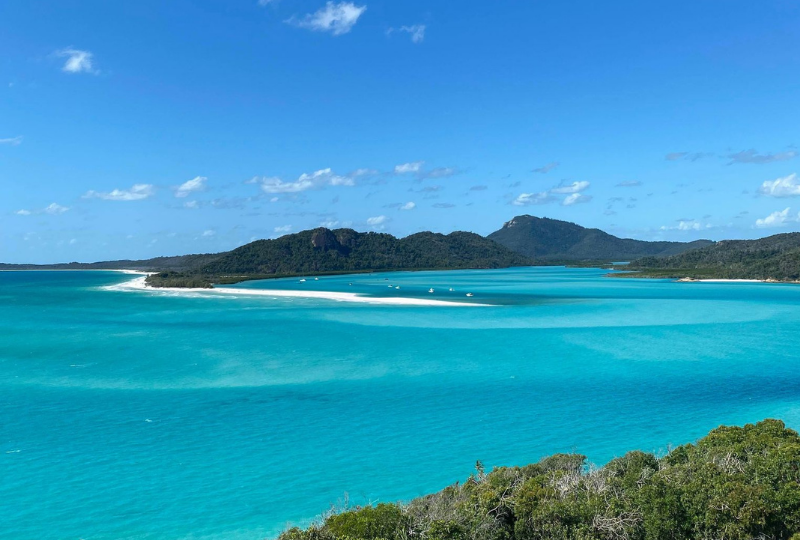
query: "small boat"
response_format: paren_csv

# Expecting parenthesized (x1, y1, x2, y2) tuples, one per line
(449, 288, 454, 292)
(428, 288, 435, 293)
(388, 285, 393, 288)
(314, 278, 319, 281)
(299, 279, 306, 282)
(395, 286, 400, 290)
(466, 293, 474, 297)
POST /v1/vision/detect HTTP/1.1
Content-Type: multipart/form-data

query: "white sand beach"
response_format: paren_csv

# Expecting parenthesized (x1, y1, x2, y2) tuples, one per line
(106, 272, 486, 307)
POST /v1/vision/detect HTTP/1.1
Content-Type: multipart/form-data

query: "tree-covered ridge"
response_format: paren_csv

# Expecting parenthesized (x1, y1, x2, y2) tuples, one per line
(280, 420, 800, 540)
(630, 233, 800, 280)
(488, 215, 712, 261)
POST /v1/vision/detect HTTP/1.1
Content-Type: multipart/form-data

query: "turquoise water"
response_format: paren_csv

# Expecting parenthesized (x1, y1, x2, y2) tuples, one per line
(2, 267, 800, 539)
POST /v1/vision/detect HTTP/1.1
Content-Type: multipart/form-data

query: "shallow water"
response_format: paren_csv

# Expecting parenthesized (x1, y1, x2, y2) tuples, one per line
(2, 268, 800, 539)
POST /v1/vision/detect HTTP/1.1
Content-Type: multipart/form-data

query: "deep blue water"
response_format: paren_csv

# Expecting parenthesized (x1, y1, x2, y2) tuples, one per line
(2, 268, 800, 539)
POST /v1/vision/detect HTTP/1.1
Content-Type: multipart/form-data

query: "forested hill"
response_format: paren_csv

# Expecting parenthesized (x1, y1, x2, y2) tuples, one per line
(630, 232, 800, 280)
(203, 228, 529, 275)
(278, 420, 800, 540)
(488, 215, 712, 261)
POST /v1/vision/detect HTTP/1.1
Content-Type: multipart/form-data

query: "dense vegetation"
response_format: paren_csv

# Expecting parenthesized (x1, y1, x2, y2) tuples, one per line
(280, 420, 800, 540)
(145, 228, 533, 287)
(630, 233, 800, 281)
(488, 215, 711, 261)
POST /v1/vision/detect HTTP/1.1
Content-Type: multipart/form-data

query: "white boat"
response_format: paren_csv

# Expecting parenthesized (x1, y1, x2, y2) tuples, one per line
(466, 293, 474, 297)
(449, 288, 454, 292)
(428, 288, 435, 293)
(314, 278, 319, 281)
(299, 279, 306, 282)
(395, 286, 400, 289)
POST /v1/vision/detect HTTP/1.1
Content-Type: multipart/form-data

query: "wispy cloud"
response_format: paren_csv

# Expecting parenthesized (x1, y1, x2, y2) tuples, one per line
(255, 168, 354, 194)
(83, 183, 155, 201)
(367, 215, 388, 229)
(533, 162, 559, 174)
(660, 219, 711, 231)
(550, 181, 590, 194)
(513, 180, 591, 207)
(274, 225, 292, 234)
(755, 208, 797, 228)
(759, 173, 800, 198)
(286, 2, 366, 36)
(616, 180, 641, 187)
(729, 149, 798, 165)
(15, 202, 69, 216)
(0, 136, 23, 146)
(665, 152, 713, 162)
(55, 48, 98, 74)
(512, 191, 555, 206)
(388, 24, 426, 43)
(562, 193, 591, 206)
(175, 176, 207, 198)
(400, 201, 415, 210)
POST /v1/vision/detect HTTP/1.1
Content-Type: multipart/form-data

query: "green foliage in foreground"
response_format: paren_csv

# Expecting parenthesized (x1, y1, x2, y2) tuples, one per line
(280, 420, 800, 540)
(145, 271, 213, 288)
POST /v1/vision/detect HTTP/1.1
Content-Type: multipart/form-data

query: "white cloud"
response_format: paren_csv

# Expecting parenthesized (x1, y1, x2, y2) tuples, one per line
(755, 208, 796, 228)
(759, 173, 800, 198)
(367, 215, 387, 227)
(270, 197, 279, 203)
(616, 180, 642, 187)
(551, 181, 590, 194)
(400, 201, 416, 210)
(202, 230, 216, 237)
(274, 225, 292, 234)
(44, 203, 69, 214)
(84, 183, 154, 201)
(0, 136, 22, 146)
(184, 200, 199, 209)
(321, 220, 340, 228)
(562, 193, 592, 206)
(175, 176, 207, 198)
(394, 161, 424, 174)
(258, 0, 277, 5)
(257, 168, 354, 193)
(513, 180, 592, 206)
(660, 220, 712, 231)
(287, 2, 366, 36)
(513, 191, 554, 206)
(397, 24, 426, 43)
(55, 48, 97, 74)
(15, 203, 69, 216)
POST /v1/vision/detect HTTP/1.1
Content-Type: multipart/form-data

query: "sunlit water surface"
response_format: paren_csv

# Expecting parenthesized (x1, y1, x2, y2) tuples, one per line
(2, 268, 800, 539)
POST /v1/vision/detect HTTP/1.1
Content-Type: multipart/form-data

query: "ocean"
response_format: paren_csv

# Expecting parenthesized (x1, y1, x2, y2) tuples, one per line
(2, 267, 800, 539)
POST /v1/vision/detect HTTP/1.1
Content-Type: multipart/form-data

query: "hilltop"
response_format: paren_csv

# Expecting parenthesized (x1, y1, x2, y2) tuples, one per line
(488, 215, 712, 261)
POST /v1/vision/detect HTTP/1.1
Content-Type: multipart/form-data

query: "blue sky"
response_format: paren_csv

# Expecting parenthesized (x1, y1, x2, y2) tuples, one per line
(2, 0, 800, 263)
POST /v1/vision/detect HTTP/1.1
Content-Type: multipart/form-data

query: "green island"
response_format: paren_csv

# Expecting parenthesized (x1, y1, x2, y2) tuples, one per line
(144, 228, 534, 288)
(280, 420, 800, 540)
(623, 233, 800, 282)
(6, 215, 800, 286)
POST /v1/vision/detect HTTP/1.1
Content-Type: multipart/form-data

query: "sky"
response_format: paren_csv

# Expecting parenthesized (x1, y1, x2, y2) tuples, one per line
(2, 0, 800, 263)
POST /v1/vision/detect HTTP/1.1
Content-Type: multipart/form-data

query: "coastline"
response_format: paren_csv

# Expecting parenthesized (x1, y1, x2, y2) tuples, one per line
(106, 273, 487, 307)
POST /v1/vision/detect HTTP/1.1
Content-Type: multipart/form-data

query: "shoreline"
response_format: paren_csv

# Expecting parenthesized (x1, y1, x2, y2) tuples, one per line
(105, 274, 487, 307)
